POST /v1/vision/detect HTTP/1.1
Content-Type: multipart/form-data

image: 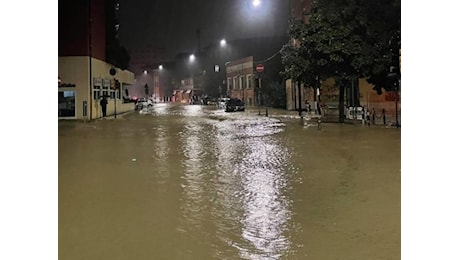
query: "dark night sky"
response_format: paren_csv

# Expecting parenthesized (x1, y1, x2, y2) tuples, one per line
(118, 0, 290, 56)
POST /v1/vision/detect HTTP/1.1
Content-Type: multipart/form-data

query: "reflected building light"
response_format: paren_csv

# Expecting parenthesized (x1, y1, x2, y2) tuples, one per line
(238, 138, 291, 258)
(178, 120, 206, 233)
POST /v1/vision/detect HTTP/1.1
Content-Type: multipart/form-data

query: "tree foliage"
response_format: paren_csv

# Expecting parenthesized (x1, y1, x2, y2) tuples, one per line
(264, 81, 287, 109)
(281, 0, 400, 120)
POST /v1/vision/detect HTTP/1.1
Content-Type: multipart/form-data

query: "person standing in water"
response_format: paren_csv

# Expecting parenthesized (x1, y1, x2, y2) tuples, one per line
(100, 96, 108, 117)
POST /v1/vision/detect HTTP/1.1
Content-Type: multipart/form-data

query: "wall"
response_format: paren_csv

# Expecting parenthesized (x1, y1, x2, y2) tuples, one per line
(285, 79, 309, 111)
(226, 56, 256, 106)
(287, 77, 401, 120)
(58, 0, 106, 61)
(59, 56, 135, 120)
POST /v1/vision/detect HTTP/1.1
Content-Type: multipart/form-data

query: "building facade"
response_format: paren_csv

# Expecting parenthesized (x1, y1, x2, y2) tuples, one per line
(226, 56, 257, 106)
(171, 77, 205, 104)
(285, 0, 400, 123)
(58, 0, 134, 120)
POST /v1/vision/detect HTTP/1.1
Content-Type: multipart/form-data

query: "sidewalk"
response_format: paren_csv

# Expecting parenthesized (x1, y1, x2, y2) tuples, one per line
(96, 110, 134, 120)
(251, 107, 400, 127)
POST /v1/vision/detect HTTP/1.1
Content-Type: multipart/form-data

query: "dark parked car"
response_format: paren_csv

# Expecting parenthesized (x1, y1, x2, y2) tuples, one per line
(225, 98, 245, 112)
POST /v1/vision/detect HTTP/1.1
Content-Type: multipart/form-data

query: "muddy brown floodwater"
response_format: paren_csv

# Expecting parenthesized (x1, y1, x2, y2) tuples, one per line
(59, 103, 400, 260)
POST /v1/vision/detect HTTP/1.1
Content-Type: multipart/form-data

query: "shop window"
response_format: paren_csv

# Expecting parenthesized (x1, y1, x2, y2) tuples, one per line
(58, 91, 75, 117)
(93, 78, 102, 100)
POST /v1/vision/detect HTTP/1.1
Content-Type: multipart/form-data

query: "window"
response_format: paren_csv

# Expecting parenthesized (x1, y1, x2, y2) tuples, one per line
(239, 76, 244, 89)
(227, 78, 232, 90)
(102, 79, 110, 100)
(58, 90, 75, 117)
(233, 77, 237, 90)
(246, 74, 252, 89)
(93, 78, 102, 100)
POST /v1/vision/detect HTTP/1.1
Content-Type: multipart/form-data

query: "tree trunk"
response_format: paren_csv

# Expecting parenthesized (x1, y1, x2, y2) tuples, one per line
(353, 77, 360, 107)
(298, 81, 302, 117)
(313, 85, 317, 114)
(339, 82, 345, 123)
(316, 77, 322, 115)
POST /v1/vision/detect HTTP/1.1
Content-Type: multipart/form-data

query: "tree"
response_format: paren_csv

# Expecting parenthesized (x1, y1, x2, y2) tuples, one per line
(264, 81, 286, 109)
(307, 0, 376, 121)
(282, 0, 400, 122)
(281, 18, 316, 116)
(362, 0, 401, 94)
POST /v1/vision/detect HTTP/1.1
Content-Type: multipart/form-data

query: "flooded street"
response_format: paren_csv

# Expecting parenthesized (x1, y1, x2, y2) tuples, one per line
(59, 103, 400, 260)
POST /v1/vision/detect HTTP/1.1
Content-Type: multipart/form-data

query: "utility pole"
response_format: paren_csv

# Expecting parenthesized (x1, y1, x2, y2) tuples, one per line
(258, 78, 262, 115)
(88, 0, 93, 120)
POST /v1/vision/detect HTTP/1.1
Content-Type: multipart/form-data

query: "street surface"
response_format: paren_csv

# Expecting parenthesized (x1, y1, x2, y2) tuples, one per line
(59, 103, 400, 259)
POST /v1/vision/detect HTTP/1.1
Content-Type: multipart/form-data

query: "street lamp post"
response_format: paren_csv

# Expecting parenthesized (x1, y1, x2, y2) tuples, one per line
(158, 64, 163, 102)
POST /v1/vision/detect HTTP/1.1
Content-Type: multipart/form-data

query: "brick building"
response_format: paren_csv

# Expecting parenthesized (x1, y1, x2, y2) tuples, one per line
(226, 56, 257, 106)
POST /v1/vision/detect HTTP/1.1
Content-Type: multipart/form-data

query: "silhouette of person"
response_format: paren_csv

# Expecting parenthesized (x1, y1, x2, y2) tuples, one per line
(100, 96, 108, 117)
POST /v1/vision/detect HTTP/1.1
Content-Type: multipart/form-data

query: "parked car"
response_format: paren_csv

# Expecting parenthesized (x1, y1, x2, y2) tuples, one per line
(135, 98, 154, 110)
(225, 98, 245, 112)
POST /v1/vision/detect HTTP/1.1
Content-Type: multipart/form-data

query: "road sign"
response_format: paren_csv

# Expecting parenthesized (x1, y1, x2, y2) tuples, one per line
(256, 64, 264, 73)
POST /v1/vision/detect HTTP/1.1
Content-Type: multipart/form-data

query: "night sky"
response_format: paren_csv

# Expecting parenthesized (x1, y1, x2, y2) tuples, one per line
(118, 0, 290, 55)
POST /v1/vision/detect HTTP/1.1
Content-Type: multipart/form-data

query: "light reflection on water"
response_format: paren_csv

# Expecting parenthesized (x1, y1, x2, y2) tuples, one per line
(171, 108, 291, 259)
(179, 119, 207, 230)
(211, 116, 291, 259)
(152, 124, 170, 184)
(59, 104, 401, 259)
(235, 128, 291, 259)
(151, 103, 169, 116)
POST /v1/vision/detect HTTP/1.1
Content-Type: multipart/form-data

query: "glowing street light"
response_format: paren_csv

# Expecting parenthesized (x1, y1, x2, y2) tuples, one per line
(252, 0, 261, 7)
(220, 39, 227, 47)
(159, 64, 163, 70)
(143, 70, 148, 74)
(189, 54, 196, 62)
